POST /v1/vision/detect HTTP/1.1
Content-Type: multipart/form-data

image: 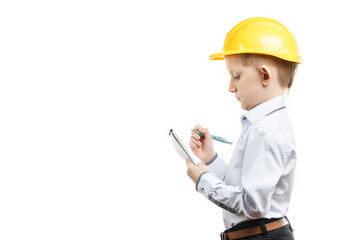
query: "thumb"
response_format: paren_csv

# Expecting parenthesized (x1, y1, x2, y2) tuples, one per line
(201, 127, 211, 139)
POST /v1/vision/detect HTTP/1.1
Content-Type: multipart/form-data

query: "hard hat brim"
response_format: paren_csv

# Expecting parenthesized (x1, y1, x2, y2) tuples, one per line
(209, 51, 301, 63)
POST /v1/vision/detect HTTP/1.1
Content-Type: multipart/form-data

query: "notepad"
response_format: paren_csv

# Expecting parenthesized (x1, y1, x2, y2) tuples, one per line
(169, 129, 198, 165)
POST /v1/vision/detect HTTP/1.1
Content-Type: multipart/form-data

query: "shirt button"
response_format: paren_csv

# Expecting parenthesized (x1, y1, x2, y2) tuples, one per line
(200, 188, 205, 193)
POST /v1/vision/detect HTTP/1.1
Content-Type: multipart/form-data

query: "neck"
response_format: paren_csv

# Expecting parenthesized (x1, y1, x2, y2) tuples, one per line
(263, 88, 285, 103)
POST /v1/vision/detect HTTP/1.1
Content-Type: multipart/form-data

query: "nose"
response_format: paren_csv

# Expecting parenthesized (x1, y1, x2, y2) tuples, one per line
(228, 80, 237, 93)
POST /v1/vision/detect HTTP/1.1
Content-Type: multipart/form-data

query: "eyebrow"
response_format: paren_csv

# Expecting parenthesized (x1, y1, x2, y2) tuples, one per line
(230, 70, 241, 77)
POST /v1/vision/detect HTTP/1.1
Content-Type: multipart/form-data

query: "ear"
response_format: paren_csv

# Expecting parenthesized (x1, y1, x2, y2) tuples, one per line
(260, 65, 271, 86)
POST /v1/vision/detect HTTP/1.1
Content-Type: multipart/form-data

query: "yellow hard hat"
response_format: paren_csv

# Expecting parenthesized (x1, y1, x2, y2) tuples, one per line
(209, 17, 301, 63)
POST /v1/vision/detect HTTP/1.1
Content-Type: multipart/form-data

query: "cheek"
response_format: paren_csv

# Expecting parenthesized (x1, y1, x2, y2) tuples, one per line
(237, 80, 252, 95)
(239, 81, 260, 101)
(246, 78, 262, 93)
(236, 81, 246, 92)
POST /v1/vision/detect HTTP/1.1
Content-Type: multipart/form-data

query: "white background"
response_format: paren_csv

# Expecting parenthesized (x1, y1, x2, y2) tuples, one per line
(1, 1, 359, 239)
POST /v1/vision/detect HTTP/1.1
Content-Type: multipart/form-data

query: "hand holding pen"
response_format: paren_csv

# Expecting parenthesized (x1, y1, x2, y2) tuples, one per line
(189, 125, 217, 164)
(191, 130, 232, 145)
(189, 125, 232, 165)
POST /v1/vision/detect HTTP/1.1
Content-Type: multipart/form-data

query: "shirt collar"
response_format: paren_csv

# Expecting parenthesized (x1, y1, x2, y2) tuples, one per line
(242, 95, 286, 122)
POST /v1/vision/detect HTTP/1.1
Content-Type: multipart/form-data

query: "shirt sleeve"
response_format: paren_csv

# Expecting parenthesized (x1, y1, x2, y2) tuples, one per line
(196, 127, 286, 218)
(205, 153, 228, 182)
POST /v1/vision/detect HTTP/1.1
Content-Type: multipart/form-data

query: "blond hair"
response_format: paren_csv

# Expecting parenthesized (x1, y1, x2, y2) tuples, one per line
(236, 53, 298, 90)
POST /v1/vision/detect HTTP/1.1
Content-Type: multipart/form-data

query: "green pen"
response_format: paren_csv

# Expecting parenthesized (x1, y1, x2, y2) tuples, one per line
(191, 129, 233, 145)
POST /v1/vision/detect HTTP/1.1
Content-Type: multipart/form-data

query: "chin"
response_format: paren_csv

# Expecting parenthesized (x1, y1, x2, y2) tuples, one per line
(240, 103, 248, 111)
(241, 103, 252, 111)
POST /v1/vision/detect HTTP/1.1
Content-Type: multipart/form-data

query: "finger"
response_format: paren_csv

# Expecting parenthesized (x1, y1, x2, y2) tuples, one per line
(189, 141, 198, 150)
(197, 162, 205, 168)
(186, 160, 195, 169)
(190, 137, 202, 147)
(191, 132, 201, 140)
(190, 135, 200, 142)
(186, 158, 192, 166)
(190, 140, 202, 149)
(197, 162, 207, 171)
(192, 124, 202, 131)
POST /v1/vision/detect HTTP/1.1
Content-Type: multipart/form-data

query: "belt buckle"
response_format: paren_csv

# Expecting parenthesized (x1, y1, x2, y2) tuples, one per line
(220, 232, 228, 240)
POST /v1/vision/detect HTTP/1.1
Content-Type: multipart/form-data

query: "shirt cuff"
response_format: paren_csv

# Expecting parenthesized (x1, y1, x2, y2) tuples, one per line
(195, 171, 209, 191)
(196, 172, 222, 198)
(206, 153, 218, 166)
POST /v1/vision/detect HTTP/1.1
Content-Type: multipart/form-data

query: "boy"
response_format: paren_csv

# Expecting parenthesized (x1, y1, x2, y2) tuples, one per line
(186, 17, 300, 240)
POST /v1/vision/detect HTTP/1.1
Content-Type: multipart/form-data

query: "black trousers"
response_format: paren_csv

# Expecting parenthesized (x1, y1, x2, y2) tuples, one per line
(223, 217, 294, 240)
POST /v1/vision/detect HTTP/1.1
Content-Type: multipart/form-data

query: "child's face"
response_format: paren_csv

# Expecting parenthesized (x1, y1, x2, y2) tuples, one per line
(225, 55, 266, 111)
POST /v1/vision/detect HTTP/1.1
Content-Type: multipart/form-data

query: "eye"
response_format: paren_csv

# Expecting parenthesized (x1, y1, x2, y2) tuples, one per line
(233, 75, 240, 80)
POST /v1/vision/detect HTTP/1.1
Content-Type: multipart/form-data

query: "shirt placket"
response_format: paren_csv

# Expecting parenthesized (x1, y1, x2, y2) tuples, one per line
(225, 117, 251, 185)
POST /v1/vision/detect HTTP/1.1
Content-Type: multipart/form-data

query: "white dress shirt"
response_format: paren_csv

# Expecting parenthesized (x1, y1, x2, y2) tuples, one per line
(196, 95, 297, 229)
